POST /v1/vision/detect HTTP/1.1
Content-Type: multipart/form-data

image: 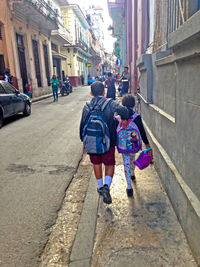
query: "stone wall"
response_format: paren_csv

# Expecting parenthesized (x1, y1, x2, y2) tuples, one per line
(137, 11, 200, 265)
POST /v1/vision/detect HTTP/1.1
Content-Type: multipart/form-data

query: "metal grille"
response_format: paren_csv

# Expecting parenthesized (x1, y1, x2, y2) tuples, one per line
(167, 0, 200, 35)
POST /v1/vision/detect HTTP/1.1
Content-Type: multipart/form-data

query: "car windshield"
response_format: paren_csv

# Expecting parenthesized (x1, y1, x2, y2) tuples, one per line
(2, 83, 16, 94)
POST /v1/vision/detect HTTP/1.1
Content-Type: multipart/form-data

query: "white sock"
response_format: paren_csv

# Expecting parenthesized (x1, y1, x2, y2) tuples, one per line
(104, 176, 112, 188)
(97, 178, 103, 189)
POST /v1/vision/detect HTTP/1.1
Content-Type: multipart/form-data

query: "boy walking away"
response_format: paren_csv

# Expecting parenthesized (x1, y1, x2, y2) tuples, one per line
(50, 74, 59, 102)
(104, 72, 116, 100)
(116, 94, 152, 197)
(80, 81, 128, 204)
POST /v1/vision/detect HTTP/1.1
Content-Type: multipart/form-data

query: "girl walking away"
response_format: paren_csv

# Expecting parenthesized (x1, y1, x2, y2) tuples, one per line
(104, 72, 116, 100)
(116, 94, 152, 197)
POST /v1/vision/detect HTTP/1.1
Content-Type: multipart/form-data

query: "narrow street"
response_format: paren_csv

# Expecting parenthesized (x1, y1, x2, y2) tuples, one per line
(0, 86, 91, 267)
(39, 134, 197, 267)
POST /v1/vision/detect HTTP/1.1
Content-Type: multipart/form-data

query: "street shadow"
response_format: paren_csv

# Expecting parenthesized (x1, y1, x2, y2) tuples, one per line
(2, 114, 26, 128)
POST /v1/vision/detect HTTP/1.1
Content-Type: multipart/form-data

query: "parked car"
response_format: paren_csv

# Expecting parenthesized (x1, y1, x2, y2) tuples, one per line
(0, 81, 31, 128)
(88, 76, 96, 85)
(97, 76, 102, 81)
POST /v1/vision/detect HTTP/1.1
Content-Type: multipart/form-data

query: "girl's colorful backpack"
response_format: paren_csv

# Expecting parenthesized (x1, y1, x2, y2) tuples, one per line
(134, 148, 153, 170)
(116, 113, 142, 154)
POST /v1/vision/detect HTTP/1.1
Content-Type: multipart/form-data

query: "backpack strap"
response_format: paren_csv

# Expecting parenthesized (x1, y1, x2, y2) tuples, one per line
(101, 98, 112, 111)
(86, 97, 112, 112)
(131, 112, 139, 121)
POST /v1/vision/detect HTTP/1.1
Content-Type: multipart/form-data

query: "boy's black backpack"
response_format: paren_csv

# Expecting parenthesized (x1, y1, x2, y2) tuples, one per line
(83, 98, 112, 154)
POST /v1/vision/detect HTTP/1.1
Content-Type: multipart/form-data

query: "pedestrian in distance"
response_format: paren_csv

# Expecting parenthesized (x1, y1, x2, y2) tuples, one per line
(119, 66, 130, 96)
(81, 74, 84, 85)
(79, 81, 128, 204)
(116, 94, 152, 197)
(50, 74, 59, 102)
(3, 69, 12, 84)
(104, 72, 116, 100)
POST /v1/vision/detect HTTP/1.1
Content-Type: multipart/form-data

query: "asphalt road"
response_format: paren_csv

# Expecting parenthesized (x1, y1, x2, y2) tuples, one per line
(0, 86, 91, 267)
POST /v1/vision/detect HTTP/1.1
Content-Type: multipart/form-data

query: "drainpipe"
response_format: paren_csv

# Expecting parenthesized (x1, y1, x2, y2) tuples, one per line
(144, 0, 150, 52)
(134, 0, 138, 94)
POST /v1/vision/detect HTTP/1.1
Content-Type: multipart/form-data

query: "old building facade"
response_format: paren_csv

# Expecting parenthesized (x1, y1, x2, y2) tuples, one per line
(8, 0, 62, 96)
(61, 4, 91, 86)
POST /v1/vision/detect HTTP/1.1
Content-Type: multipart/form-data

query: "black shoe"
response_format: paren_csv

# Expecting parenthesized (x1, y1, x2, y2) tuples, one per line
(126, 188, 133, 197)
(97, 187, 104, 196)
(131, 175, 136, 182)
(101, 185, 112, 204)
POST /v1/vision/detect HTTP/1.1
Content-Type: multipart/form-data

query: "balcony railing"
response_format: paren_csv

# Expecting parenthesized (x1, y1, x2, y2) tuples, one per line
(12, 0, 59, 26)
(29, 0, 58, 21)
(167, 0, 200, 35)
(75, 40, 88, 53)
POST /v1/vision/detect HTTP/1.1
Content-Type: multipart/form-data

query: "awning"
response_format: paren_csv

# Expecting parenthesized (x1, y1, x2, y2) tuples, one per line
(51, 31, 71, 45)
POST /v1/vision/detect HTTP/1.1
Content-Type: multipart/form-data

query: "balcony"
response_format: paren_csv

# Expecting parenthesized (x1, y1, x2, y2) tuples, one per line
(51, 26, 71, 45)
(88, 47, 101, 64)
(10, 0, 59, 30)
(107, 0, 125, 9)
(75, 40, 89, 53)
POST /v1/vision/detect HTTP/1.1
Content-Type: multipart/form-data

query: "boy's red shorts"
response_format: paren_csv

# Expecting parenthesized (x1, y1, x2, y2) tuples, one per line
(89, 147, 115, 166)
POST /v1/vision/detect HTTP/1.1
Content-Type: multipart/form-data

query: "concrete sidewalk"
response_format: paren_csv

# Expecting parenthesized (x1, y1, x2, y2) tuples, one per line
(31, 93, 53, 103)
(69, 153, 197, 267)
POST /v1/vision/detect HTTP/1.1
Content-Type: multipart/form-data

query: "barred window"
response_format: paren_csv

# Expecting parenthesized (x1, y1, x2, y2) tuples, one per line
(51, 42, 58, 52)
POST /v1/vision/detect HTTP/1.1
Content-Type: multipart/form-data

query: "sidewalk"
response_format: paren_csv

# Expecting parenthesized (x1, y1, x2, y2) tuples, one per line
(31, 93, 53, 103)
(69, 152, 197, 267)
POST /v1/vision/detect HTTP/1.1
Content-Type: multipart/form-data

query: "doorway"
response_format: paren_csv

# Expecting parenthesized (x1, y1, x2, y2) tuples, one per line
(43, 44, 50, 86)
(32, 39, 42, 87)
(16, 34, 28, 89)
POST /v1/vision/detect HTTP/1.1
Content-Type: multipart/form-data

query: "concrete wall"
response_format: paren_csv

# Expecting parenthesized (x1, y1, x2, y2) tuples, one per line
(137, 11, 200, 265)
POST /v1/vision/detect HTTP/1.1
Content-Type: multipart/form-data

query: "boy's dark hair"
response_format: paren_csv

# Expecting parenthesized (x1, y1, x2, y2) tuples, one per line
(122, 94, 135, 118)
(91, 81, 104, 96)
(108, 72, 112, 77)
(124, 66, 129, 70)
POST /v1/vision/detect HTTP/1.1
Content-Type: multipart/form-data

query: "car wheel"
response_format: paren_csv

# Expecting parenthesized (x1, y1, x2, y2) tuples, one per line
(23, 102, 31, 116)
(0, 113, 3, 128)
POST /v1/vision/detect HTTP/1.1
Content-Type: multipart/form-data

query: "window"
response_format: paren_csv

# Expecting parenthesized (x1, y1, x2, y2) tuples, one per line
(0, 25, 2, 40)
(0, 84, 5, 94)
(51, 42, 58, 52)
(0, 55, 5, 75)
(3, 83, 16, 94)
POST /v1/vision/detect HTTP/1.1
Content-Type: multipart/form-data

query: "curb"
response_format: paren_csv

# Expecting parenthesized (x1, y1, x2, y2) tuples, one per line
(69, 171, 99, 267)
(31, 94, 53, 103)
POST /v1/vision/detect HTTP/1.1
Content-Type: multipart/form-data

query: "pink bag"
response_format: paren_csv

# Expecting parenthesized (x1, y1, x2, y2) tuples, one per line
(134, 148, 152, 170)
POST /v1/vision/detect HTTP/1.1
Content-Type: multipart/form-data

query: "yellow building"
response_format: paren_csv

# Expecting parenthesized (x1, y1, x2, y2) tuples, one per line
(7, 0, 61, 96)
(0, 0, 17, 87)
(0, 0, 71, 97)
(61, 4, 91, 86)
